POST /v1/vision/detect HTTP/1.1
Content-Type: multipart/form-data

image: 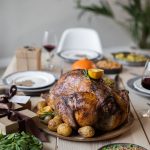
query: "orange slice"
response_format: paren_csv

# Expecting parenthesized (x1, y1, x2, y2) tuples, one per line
(88, 69, 104, 79)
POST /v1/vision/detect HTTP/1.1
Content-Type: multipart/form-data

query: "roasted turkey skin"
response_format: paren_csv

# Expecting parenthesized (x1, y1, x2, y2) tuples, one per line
(48, 69, 130, 131)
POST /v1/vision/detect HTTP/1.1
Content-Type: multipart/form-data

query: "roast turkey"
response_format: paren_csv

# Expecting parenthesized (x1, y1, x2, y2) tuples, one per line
(48, 69, 130, 131)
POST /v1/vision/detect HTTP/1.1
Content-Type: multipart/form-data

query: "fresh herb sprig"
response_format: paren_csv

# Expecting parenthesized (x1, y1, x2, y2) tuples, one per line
(83, 69, 90, 79)
(39, 111, 55, 120)
(0, 132, 43, 150)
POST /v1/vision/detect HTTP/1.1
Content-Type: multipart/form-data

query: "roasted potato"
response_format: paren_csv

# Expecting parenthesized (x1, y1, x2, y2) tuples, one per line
(78, 126, 95, 138)
(48, 115, 62, 131)
(115, 53, 124, 59)
(37, 106, 52, 116)
(41, 106, 52, 112)
(57, 123, 72, 137)
(115, 53, 147, 62)
(37, 101, 47, 110)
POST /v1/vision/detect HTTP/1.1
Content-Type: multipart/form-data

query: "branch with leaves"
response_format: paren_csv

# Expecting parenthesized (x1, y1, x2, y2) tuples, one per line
(76, 0, 150, 49)
(76, 0, 114, 18)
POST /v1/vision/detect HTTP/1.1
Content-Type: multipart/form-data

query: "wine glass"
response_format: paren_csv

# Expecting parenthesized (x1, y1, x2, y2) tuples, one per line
(139, 59, 150, 118)
(42, 31, 57, 70)
(141, 59, 150, 90)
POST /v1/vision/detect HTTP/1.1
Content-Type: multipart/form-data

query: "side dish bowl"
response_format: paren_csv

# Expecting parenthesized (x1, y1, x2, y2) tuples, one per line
(98, 143, 147, 150)
(112, 52, 149, 66)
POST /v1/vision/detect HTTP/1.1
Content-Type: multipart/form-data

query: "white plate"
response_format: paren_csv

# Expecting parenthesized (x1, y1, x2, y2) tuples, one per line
(2, 71, 56, 89)
(58, 49, 102, 62)
(133, 78, 150, 95)
(126, 77, 150, 98)
(17, 85, 51, 92)
(17, 86, 51, 96)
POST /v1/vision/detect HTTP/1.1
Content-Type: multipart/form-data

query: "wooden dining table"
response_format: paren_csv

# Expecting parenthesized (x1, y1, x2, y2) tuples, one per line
(1, 50, 150, 150)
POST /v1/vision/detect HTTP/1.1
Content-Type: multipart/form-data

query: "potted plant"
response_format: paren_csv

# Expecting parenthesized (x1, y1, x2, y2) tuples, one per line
(76, 0, 150, 49)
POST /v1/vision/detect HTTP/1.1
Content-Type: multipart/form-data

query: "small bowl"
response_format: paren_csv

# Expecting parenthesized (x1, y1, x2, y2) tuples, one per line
(96, 59, 122, 74)
(112, 52, 149, 66)
(97, 67, 122, 74)
(98, 143, 147, 150)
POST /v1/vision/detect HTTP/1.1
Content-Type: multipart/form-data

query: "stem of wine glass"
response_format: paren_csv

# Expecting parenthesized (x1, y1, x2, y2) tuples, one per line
(48, 52, 54, 71)
(139, 109, 150, 118)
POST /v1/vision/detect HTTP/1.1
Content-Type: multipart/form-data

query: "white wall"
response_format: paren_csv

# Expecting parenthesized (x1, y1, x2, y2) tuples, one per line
(0, 0, 133, 67)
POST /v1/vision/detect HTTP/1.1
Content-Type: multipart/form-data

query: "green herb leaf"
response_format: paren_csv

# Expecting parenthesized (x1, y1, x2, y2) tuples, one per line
(82, 69, 90, 79)
(39, 111, 55, 120)
(76, 0, 114, 18)
(0, 132, 43, 150)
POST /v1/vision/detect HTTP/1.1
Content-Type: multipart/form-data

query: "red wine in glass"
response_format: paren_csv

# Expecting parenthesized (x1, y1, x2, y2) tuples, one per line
(42, 31, 57, 70)
(141, 78, 150, 90)
(141, 60, 150, 90)
(43, 44, 56, 52)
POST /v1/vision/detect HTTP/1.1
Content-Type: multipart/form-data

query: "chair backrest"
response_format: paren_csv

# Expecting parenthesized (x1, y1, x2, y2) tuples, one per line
(57, 28, 103, 54)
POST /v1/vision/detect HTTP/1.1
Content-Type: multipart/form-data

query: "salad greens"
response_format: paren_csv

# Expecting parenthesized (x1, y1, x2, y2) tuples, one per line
(0, 132, 43, 150)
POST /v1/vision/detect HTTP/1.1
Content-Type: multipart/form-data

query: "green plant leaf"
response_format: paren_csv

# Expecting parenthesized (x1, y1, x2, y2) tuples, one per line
(76, 0, 150, 49)
(76, 0, 114, 18)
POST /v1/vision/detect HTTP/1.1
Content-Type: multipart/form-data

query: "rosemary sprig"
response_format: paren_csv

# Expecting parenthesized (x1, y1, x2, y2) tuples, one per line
(39, 112, 55, 120)
(82, 69, 90, 79)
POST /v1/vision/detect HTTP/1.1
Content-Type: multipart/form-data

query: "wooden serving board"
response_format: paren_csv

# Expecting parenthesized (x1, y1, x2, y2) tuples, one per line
(37, 112, 134, 142)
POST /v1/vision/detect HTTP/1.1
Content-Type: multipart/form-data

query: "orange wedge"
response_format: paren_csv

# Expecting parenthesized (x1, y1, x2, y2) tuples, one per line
(88, 69, 104, 79)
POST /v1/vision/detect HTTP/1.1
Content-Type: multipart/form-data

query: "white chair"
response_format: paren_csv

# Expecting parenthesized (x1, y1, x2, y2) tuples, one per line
(57, 28, 103, 54)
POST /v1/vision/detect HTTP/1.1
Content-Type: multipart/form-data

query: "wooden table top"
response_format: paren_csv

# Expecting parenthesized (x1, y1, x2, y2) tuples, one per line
(2, 52, 150, 150)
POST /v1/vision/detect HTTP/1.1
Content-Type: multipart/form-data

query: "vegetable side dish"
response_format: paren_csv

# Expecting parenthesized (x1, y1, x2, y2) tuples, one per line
(100, 143, 147, 150)
(0, 132, 43, 150)
(114, 53, 148, 62)
(96, 60, 122, 69)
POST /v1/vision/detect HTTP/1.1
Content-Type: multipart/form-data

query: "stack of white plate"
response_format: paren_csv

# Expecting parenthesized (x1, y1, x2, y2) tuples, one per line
(2, 71, 56, 95)
(126, 77, 150, 97)
(133, 78, 150, 96)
